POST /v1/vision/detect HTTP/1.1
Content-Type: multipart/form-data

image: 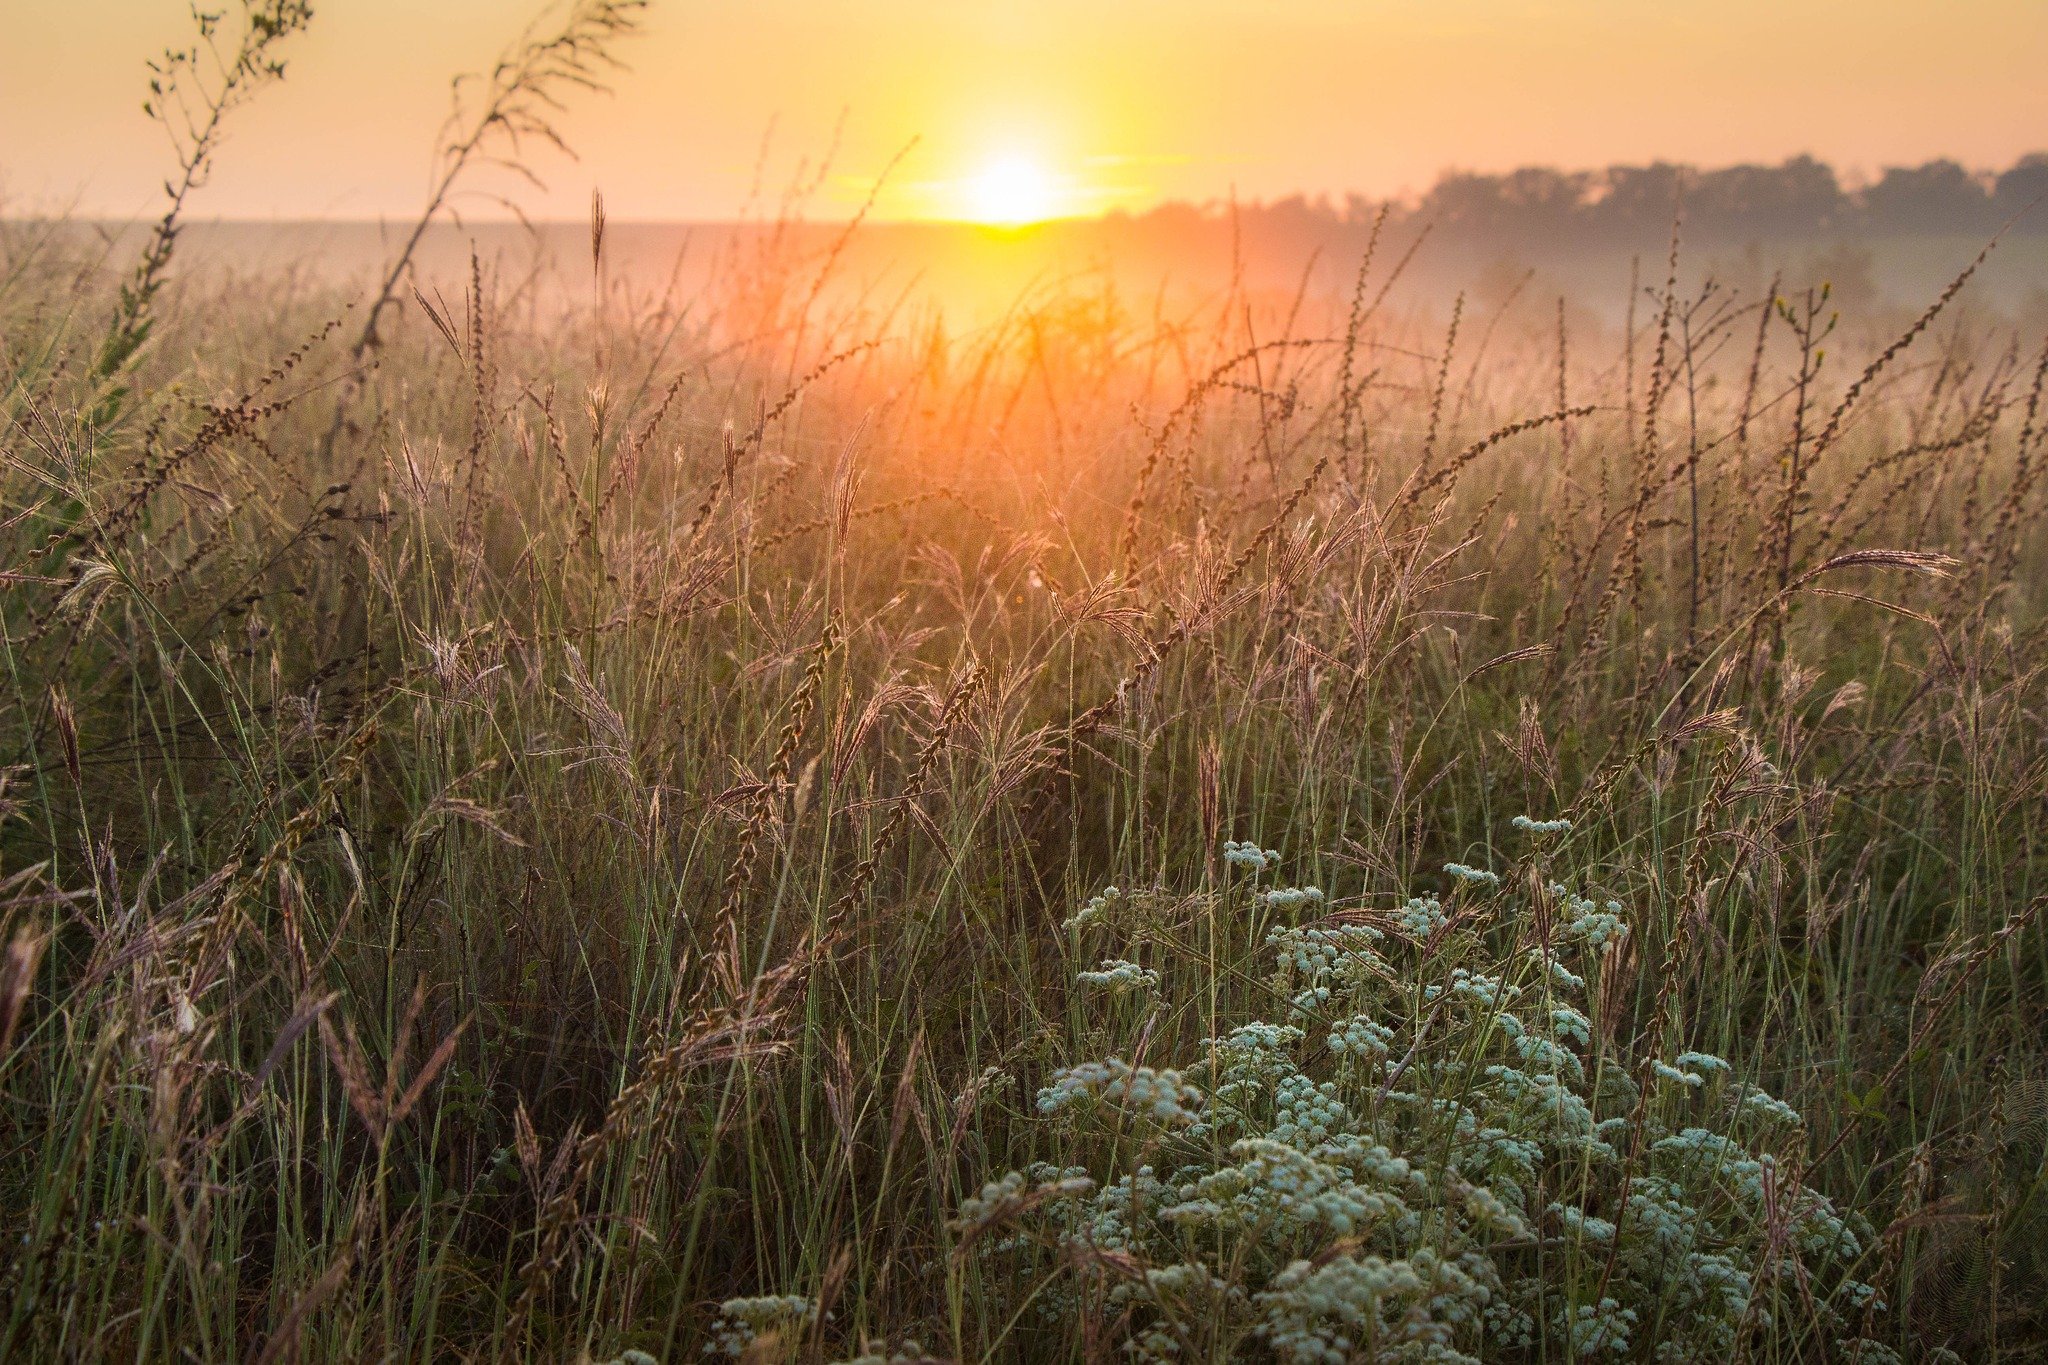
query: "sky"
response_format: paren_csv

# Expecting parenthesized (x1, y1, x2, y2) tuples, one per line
(4, 1, 2045, 223)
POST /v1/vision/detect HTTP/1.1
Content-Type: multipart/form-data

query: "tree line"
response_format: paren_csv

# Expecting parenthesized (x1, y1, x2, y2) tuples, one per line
(1121, 154, 2048, 245)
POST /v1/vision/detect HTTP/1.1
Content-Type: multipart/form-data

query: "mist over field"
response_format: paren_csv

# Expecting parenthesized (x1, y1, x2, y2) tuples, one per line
(81, 152, 2048, 327)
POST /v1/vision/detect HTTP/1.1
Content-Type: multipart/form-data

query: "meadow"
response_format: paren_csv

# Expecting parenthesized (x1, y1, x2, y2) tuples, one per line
(5, 14, 2048, 1359)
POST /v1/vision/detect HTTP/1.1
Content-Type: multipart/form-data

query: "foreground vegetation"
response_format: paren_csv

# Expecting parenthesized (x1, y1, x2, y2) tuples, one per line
(4, 16, 2048, 1357)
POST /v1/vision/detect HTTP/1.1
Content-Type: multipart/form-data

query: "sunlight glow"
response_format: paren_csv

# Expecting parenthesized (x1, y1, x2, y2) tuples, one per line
(966, 154, 1058, 226)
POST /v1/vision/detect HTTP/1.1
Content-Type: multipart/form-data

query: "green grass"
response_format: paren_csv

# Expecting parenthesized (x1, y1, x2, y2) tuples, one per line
(0, 200, 2044, 1360)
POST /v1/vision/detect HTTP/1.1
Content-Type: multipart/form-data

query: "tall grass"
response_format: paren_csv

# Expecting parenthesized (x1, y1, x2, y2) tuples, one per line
(1, 148, 2045, 1358)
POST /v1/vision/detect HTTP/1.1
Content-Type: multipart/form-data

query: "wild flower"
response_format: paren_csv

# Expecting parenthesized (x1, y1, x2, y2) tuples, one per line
(1443, 862, 1500, 888)
(953, 1063, 1013, 1111)
(1553, 884, 1628, 950)
(1549, 1005, 1593, 1046)
(1550, 1200, 1618, 1243)
(1191, 1021, 1306, 1124)
(1653, 1060, 1707, 1088)
(1531, 950, 1586, 992)
(1262, 884, 1326, 910)
(1558, 1298, 1637, 1357)
(1218, 1020, 1305, 1051)
(1167, 1138, 1407, 1237)
(1037, 1059, 1203, 1126)
(1513, 1031, 1584, 1081)
(951, 1169, 1095, 1235)
(1272, 1074, 1351, 1145)
(953, 1170, 1033, 1230)
(1425, 967, 1518, 1009)
(1837, 1343, 1908, 1365)
(1329, 1014, 1396, 1060)
(1734, 1086, 1804, 1126)
(1457, 1179, 1530, 1239)
(1511, 814, 1573, 836)
(1103, 1263, 1244, 1362)
(1396, 894, 1450, 938)
(1255, 1248, 1491, 1364)
(1620, 1176, 1697, 1257)
(1064, 885, 1119, 931)
(1268, 923, 1384, 982)
(963, 849, 1878, 1359)
(1223, 839, 1281, 871)
(1076, 957, 1159, 996)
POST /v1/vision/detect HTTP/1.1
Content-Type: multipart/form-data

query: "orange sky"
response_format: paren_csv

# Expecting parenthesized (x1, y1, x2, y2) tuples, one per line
(4, 1, 2044, 222)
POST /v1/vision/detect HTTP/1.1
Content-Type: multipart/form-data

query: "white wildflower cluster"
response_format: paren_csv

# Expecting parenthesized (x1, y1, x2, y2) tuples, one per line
(952, 1170, 1032, 1231)
(1164, 1137, 1413, 1238)
(1479, 1064, 1603, 1149)
(1395, 894, 1449, 939)
(1256, 1248, 1490, 1364)
(1217, 1020, 1304, 1051)
(1268, 923, 1384, 983)
(1550, 1200, 1617, 1244)
(1063, 884, 1124, 932)
(1674, 1049, 1732, 1079)
(1652, 1060, 1707, 1089)
(1736, 1087, 1804, 1126)
(1443, 862, 1500, 888)
(1424, 967, 1520, 1011)
(1558, 1298, 1637, 1357)
(950, 1169, 1094, 1236)
(1272, 1074, 1351, 1145)
(1455, 1178, 1530, 1239)
(1192, 1021, 1305, 1122)
(1550, 1004, 1593, 1047)
(1646, 1055, 1744, 1096)
(1531, 949, 1589, 994)
(1036, 1059, 1203, 1126)
(1076, 957, 1159, 997)
(1223, 839, 1281, 871)
(948, 849, 1881, 1361)
(1329, 1014, 1396, 1062)
(1511, 814, 1573, 836)
(1653, 1128, 1866, 1260)
(1266, 921, 1387, 1023)
(704, 1296, 817, 1358)
(1511, 1030, 1584, 1081)
(1552, 883, 1628, 950)
(1651, 1051, 1805, 1130)
(1261, 884, 1326, 910)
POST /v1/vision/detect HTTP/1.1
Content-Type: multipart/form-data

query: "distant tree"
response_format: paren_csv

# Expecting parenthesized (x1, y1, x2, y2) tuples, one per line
(1412, 168, 1575, 242)
(1420, 171, 1512, 235)
(1861, 159, 1993, 234)
(1163, 151, 2045, 262)
(1260, 193, 1336, 231)
(1994, 153, 2048, 225)
(1690, 156, 1844, 238)
(1496, 167, 1596, 237)
(1589, 162, 1689, 243)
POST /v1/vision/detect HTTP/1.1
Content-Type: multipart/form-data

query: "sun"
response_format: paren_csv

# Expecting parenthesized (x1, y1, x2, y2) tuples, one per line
(966, 155, 1058, 226)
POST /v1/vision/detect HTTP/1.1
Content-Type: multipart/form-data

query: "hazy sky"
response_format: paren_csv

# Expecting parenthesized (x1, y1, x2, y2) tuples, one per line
(4, 1, 2044, 222)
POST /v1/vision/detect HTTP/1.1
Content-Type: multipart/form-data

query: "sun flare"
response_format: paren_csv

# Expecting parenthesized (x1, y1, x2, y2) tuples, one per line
(966, 154, 1057, 226)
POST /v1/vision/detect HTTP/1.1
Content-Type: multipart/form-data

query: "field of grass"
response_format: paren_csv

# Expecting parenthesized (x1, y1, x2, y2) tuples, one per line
(5, 106, 2048, 1361)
